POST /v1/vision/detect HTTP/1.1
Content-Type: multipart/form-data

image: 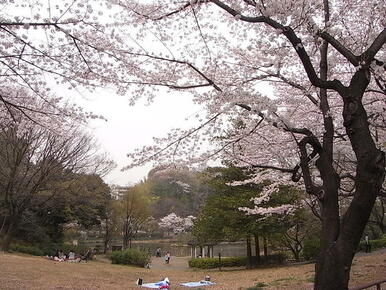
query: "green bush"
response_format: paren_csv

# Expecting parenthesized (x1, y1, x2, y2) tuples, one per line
(110, 248, 151, 267)
(9, 244, 44, 256)
(189, 253, 286, 269)
(303, 239, 320, 261)
(40, 243, 89, 257)
(189, 256, 246, 269)
(265, 253, 287, 264)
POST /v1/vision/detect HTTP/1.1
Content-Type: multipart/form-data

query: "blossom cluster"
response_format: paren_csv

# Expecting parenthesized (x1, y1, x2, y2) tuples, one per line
(158, 213, 196, 234)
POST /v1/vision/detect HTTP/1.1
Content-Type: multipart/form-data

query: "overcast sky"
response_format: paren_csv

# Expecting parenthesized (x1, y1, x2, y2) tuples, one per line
(75, 88, 201, 186)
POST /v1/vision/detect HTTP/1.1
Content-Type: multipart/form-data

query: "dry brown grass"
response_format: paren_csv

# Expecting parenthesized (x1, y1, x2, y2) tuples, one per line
(1, 251, 385, 290)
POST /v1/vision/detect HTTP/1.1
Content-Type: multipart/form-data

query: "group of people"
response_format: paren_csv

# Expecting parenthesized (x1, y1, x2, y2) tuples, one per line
(47, 249, 90, 262)
(155, 248, 171, 264)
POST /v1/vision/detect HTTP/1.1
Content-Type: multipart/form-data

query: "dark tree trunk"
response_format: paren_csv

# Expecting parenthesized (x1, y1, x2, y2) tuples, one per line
(123, 221, 129, 250)
(254, 233, 260, 263)
(263, 236, 268, 259)
(246, 235, 253, 269)
(0, 216, 6, 237)
(103, 217, 110, 254)
(314, 69, 385, 290)
(103, 239, 109, 254)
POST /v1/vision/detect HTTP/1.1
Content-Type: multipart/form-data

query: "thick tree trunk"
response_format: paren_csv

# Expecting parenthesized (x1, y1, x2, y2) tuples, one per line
(314, 70, 385, 290)
(314, 167, 383, 290)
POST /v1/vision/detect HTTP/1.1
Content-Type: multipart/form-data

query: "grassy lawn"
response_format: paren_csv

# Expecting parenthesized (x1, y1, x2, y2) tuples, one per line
(1, 251, 385, 289)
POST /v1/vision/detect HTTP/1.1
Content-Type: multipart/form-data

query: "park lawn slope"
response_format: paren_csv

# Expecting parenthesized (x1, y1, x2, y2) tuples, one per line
(0, 251, 386, 289)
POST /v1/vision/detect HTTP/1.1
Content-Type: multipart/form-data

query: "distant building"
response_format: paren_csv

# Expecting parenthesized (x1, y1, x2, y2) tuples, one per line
(110, 185, 128, 200)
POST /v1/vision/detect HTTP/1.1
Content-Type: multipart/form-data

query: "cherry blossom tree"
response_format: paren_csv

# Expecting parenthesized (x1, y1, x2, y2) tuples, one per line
(0, 0, 145, 119)
(115, 1, 385, 289)
(159, 213, 195, 235)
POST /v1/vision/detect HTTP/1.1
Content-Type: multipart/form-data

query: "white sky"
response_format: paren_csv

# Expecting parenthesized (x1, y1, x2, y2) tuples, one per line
(76, 89, 201, 186)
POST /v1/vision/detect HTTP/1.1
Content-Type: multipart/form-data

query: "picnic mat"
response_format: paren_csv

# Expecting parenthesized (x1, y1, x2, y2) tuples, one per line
(139, 279, 170, 289)
(180, 281, 216, 287)
(140, 282, 169, 289)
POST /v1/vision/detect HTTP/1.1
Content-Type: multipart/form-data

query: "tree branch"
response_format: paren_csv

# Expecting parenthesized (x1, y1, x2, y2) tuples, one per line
(317, 31, 359, 66)
(362, 28, 386, 62)
(210, 0, 347, 94)
(235, 103, 314, 136)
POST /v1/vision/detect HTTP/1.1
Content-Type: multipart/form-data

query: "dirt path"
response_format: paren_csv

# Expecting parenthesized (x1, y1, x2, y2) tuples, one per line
(93, 254, 190, 270)
(150, 256, 190, 270)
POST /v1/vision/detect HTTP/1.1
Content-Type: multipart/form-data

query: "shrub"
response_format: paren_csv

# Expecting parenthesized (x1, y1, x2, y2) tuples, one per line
(110, 248, 151, 267)
(358, 238, 386, 252)
(189, 256, 247, 269)
(303, 239, 320, 261)
(265, 253, 287, 264)
(372, 238, 386, 250)
(189, 253, 286, 269)
(9, 244, 44, 256)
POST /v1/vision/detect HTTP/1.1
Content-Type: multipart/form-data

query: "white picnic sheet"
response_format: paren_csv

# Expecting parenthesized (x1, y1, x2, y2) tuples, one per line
(180, 281, 216, 287)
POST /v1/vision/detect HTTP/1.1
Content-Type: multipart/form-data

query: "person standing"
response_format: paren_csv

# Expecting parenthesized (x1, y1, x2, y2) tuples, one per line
(165, 251, 171, 264)
(365, 235, 371, 253)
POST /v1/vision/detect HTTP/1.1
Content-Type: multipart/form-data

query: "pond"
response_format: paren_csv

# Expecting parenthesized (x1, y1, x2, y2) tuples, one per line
(83, 238, 252, 257)
(131, 240, 248, 257)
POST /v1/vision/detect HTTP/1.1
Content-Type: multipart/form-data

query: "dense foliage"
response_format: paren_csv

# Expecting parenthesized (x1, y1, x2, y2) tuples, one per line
(303, 239, 321, 261)
(192, 166, 307, 264)
(9, 244, 44, 256)
(147, 166, 209, 218)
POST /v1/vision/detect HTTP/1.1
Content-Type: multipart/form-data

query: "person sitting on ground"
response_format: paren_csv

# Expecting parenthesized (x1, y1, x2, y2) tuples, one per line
(52, 250, 65, 262)
(156, 248, 161, 257)
(159, 278, 170, 289)
(79, 249, 93, 262)
(68, 250, 75, 260)
(58, 250, 65, 259)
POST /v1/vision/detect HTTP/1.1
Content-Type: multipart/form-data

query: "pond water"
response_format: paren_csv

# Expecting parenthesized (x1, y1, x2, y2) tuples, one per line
(83, 238, 251, 257)
(131, 240, 248, 257)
